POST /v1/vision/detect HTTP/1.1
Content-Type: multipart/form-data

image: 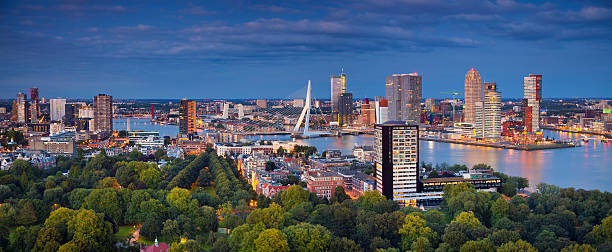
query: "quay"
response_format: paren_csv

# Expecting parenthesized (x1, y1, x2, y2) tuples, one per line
(421, 136, 577, 151)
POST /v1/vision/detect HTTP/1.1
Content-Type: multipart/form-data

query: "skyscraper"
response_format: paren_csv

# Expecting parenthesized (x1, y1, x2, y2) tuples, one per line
(385, 73, 422, 123)
(64, 103, 81, 127)
(330, 71, 346, 112)
(464, 68, 482, 123)
(50, 98, 66, 122)
(30, 87, 39, 123)
(361, 98, 375, 126)
(93, 94, 113, 133)
(179, 99, 197, 135)
(474, 83, 501, 138)
(375, 98, 389, 124)
(337, 93, 353, 126)
(374, 122, 419, 207)
(523, 74, 542, 132)
(14, 92, 28, 123)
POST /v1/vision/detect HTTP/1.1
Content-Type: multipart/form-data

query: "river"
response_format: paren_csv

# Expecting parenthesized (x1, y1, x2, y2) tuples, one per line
(115, 119, 612, 192)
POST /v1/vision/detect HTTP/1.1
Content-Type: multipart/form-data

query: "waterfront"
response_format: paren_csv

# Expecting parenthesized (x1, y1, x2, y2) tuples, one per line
(119, 119, 612, 192)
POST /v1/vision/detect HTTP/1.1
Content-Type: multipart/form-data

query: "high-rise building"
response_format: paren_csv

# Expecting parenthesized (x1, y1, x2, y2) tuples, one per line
(464, 68, 482, 123)
(331, 71, 346, 112)
(179, 99, 197, 135)
(14, 92, 29, 123)
(237, 104, 244, 119)
(30, 88, 39, 123)
(93, 94, 113, 133)
(64, 103, 81, 127)
(361, 98, 375, 126)
(50, 98, 66, 122)
(374, 122, 419, 207)
(474, 83, 501, 138)
(375, 98, 389, 124)
(337, 93, 353, 126)
(523, 74, 542, 132)
(293, 99, 305, 108)
(221, 103, 229, 119)
(385, 73, 422, 123)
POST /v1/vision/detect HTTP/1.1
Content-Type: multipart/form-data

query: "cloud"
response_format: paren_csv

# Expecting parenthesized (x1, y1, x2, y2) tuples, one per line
(57, 4, 127, 13)
(112, 24, 155, 33)
(179, 6, 215, 16)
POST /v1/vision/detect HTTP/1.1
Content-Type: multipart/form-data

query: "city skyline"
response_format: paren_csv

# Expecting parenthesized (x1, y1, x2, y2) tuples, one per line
(1, 1, 611, 99)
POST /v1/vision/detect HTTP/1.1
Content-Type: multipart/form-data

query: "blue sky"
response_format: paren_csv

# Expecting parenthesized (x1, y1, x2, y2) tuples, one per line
(1, 0, 611, 99)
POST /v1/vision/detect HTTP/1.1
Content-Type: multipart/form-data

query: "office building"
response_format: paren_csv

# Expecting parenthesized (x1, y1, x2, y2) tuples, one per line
(385, 73, 422, 123)
(361, 98, 376, 126)
(523, 74, 542, 132)
(237, 104, 245, 119)
(64, 103, 81, 126)
(474, 83, 502, 138)
(50, 98, 66, 122)
(221, 103, 229, 119)
(337, 93, 353, 126)
(14, 92, 29, 123)
(375, 98, 389, 124)
(464, 68, 482, 123)
(30, 88, 39, 123)
(331, 71, 346, 112)
(179, 99, 197, 135)
(374, 122, 419, 207)
(293, 99, 305, 108)
(93, 94, 113, 133)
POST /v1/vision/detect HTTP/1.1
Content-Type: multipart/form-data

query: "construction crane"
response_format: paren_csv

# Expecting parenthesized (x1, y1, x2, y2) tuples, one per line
(440, 91, 463, 122)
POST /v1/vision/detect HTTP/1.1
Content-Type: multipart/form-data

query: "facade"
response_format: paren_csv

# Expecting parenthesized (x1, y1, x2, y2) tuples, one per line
(293, 99, 305, 108)
(306, 171, 345, 198)
(30, 88, 39, 123)
(256, 99, 267, 108)
(178, 99, 197, 135)
(330, 72, 347, 112)
(474, 83, 502, 138)
(15, 93, 29, 123)
(64, 103, 80, 126)
(385, 73, 422, 123)
(50, 98, 66, 122)
(524, 74, 542, 132)
(464, 68, 482, 123)
(375, 98, 389, 124)
(93, 94, 113, 133)
(374, 122, 419, 207)
(360, 98, 376, 126)
(337, 93, 353, 126)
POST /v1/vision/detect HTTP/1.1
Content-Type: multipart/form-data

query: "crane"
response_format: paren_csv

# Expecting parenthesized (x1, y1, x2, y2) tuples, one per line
(440, 91, 463, 122)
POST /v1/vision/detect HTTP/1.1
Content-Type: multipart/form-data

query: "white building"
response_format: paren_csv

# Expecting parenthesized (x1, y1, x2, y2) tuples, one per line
(50, 98, 66, 122)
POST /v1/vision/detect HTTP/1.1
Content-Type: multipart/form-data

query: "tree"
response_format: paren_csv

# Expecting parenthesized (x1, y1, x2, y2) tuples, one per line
(490, 197, 510, 222)
(411, 236, 433, 252)
(586, 215, 612, 244)
(488, 229, 521, 246)
(329, 186, 350, 204)
(561, 244, 597, 252)
(399, 213, 437, 251)
(128, 150, 143, 161)
(329, 237, 362, 252)
(10, 225, 40, 252)
(139, 166, 162, 189)
(247, 203, 286, 229)
(82, 188, 122, 223)
(280, 185, 309, 209)
(497, 240, 537, 252)
(460, 240, 494, 252)
(283, 223, 331, 252)
(154, 149, 166, 160)
(115, 164, 136, 187)
(67, 209, 114, 251)
(254, 228, 289, 252)
(166, 187, 193, 213)
(162, 219, 180, 242)
(452, 211, 483, 230)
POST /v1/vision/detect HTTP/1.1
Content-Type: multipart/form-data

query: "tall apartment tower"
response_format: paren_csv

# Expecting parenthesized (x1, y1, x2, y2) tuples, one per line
(93, 94, 113, 133)
(474, 83, 501, 138)
(179, 99, 197, 135)
(330, 71, 346, 112)
(337, 93, 353, 126)
(523, 74, 542, 132)
(30, 88, 39, 123)
(361, 98, 376, 127)
(375, 98, 389, 124)
(374, 122, 419, 207)
(464, 68, 482, 123)
(50, 98, 66, 122)
(385, 73, 422, 123)
(14, 92, 29, 123)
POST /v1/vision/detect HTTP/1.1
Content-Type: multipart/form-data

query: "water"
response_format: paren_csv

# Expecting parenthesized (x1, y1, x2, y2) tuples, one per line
(117, 119, 612, 192)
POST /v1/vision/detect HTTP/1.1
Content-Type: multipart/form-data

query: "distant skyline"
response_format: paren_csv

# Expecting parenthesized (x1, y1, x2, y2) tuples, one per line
(1, 1, 611, 99)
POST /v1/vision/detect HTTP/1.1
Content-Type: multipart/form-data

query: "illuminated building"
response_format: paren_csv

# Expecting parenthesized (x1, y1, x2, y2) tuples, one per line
(14, 92, 28, 123)
(464, 68, 482, 123)
(375, 98, 389, 124)
(64, 103, 80, 126)
(330, 70, 347, 113)
(30, 87, 39, 123)
(179, 99, 197, 135)
(337, 93, 353, 126)
(293, 99, 304, 108)
(385, 73, 422, 123)
(306, 171, 345, 199)
(474, 83, 501, 138)
(360, 98, 375, 126)
(93, 94, 113, 133)
(50, 98, 66, 122)
(374, 122, 419, 207)
(256, 99, 267, 108)
(523, 74, 542, 132)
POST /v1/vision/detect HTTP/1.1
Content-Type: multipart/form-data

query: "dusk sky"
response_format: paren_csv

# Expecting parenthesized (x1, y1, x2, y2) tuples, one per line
(1, 0, 611, 99)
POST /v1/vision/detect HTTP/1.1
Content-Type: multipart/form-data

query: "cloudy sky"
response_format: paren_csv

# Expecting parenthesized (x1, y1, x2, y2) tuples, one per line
(0, 0, 611, 99)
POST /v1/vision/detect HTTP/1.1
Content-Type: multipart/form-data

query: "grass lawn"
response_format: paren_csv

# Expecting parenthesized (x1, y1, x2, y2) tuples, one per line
(115, 225, 137, 240)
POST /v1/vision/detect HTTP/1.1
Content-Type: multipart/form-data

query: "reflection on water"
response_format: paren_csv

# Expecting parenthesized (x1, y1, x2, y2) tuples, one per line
(117, 119, 611, 192)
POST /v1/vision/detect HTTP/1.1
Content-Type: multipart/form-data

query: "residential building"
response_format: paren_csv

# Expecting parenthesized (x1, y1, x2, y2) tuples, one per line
(374, 122, 419, 207)
(524, 74, 542, 132)
(375, 98, 389, 124)
(464, 68, 482, 123)
(361, 98, 375, 126)
(306, 171, 345, 198)
(93, 94, 113, 133)
(50, 98, 66, 122)
(256, 99, 267, 109)
(293, 99, 305, 108)
(14, 92, 29, 123)
(385, 73, 422, 123)
(179, 99, 197, 135)
(474, 83, 501, 138)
